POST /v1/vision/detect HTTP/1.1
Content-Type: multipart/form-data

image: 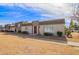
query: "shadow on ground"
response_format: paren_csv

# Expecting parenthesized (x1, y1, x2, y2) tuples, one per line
(2, 32, 67, 44)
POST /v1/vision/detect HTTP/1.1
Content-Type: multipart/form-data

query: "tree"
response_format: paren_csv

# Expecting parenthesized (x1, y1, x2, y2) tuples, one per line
(16, 21, 28, 24)
(64, 20, 75, 37)
(72, 4, 79, 22)
(74, 23, 79, 30)
(69, 20, 75, 30)
(64, 24, 72, 37)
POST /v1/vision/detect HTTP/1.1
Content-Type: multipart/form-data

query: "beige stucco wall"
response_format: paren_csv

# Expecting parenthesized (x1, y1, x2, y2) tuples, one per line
(39, 25, 44, 35)
(39, 24, 64, 36)
(21, 26, 32, 34)
(20, 23, 64, 36)
(53, 24, 64, 36)
(21, 26, 27, 32)
(10, 27, 15, 32)
(27, 26, 32, 34)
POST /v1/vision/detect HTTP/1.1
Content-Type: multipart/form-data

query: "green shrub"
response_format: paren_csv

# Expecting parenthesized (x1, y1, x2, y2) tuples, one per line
(18, 30, 21, 33)
(65, 29, 71, 37)
(22, 31, 29, 34)
(44, 32, 53, 36)
(57, 31, 63, 37)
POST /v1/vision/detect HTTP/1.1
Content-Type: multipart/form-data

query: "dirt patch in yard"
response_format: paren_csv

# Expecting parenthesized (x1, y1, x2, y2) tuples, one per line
(67, 32, 79, 42)
(0, 32, 79, 55)
(3, 32, 67, 44)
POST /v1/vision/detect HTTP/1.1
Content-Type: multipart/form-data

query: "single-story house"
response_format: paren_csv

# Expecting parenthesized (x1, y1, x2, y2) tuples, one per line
(9, 24, 15, 32)
(3, 19, 65, 36)
(20, 19, 65, 36)
(0, 25, 3, 31)
(5, 24, 11, 32)
(21, 23, 32, 34)
(15, 22, 22, 32)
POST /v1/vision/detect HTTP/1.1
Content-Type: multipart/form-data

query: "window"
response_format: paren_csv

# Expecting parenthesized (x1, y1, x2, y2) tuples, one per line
(44, 25, 53, 33)
(18, 24, 20, 27)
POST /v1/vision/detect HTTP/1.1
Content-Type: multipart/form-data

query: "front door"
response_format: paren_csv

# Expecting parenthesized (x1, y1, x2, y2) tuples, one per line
(34, 26, 37, 34)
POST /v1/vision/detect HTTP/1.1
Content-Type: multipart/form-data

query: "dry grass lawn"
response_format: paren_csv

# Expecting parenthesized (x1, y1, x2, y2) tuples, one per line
(67, 32, 79, 42)
(0, 32, 79, 55)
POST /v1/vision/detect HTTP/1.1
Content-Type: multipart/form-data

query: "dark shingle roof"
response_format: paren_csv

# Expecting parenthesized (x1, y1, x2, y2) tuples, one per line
(39, 19, 65, 25)
(21, 19, 65, 26)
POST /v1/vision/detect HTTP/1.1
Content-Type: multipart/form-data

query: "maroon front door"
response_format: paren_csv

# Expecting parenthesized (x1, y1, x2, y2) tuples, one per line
(34, 26, 37, 34)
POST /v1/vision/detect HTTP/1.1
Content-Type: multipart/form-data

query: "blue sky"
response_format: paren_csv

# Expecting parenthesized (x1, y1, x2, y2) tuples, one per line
(0, 3, 74, 25)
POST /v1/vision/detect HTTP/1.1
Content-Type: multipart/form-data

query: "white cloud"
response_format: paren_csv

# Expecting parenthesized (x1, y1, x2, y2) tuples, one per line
(23, 3, 73, 18)
(0, 3, 76, 25)
(0, 3, 73, 19)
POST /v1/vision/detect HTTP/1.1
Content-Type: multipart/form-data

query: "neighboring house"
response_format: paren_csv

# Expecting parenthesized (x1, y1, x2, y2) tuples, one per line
(15, 22, 22, 32)
(20, 19, 65, 36)
(9, 24, 15, 32)
(5, 24, 11, 32)
(2, 27, 5, 32)
(0, 25, 3, 31)
(21, 23, 32, 34)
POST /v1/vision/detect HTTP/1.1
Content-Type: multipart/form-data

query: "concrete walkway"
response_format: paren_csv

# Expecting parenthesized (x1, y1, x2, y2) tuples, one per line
(46, 40, 79, 47)
(43, 39, 79, 47)
(67, 41, 79, 47)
